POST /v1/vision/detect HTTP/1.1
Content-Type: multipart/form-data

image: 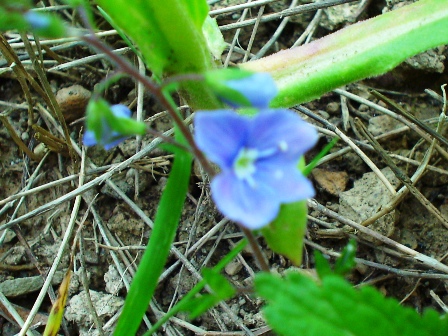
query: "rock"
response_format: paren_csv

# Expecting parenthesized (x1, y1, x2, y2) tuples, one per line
(312, 168, 349, 196)
(339, 167, 400, 239)
(368, 115, 403, 136)
(65, 290, 124, 328)
(104, 265, 126, 294)
(225, 260, 243, 276)
(0, 271, 64, 297)
(56, 85, 91, 122)
(3, 246, 26, 265)
(318, 1, 359, 30)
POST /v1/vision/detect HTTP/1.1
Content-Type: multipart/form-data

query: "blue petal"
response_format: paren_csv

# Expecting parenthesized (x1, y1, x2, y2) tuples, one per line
(103, 134, 128, 150)
(211, 170, 282, 229)
(24, 11, 50, 30)
(254, 162, 315, 203)
(83, 130, 97, 147)
(110, 104, 132, 118)
(248, 109, 318, 162)
(225, 73, 278, 108)
(194, 111, 250, 169)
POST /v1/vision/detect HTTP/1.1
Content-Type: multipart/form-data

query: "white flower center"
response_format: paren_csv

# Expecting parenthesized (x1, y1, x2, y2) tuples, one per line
(233, 143, 285, 188)
(234, 148, 258, 187)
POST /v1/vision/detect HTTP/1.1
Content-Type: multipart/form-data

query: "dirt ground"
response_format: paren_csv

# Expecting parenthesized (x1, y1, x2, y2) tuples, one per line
(1, 0, 448, 335)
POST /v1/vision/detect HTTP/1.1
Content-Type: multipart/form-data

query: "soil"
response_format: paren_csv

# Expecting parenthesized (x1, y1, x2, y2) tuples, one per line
(1, 0, 448, 335)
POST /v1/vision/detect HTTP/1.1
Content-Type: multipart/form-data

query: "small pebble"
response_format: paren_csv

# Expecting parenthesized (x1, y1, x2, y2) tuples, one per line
(56, 85, 91, 122)
(225, 260, 243, 276)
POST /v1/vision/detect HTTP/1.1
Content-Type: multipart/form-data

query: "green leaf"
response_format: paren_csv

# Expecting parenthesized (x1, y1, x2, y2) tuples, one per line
(181, 0, 208, 30)
(0, 8, 29, 31)
(184, 268, 236, 319)
(241, 0, 448, 107)
(261, 157, 309, 265)
(334, 239, 357, 276)
(202, 16, 226, 60)
(202, 268, 236, 298)
(97, 6, 143, 60)
(143, 239, 247, 336)
(314, 250, 333, 280)
(303, 137, 339, 177)
(94, 0, 221, 110)
(95, 0, 208, 78)
(86, 99, 108, 140)
(255, 271, 448, 336)
(261, 200, 308, 266)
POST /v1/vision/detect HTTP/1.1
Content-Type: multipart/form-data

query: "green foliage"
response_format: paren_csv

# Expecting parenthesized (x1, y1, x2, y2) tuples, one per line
(95, 0, 208, 78)
(303, 137, 339, 177)
(315, 239, 357, 279)
(334, 239, 357, 276)
(86, 98, 146, 139)
(261, 157, 310, 265)
(113, 128, 193, 336)
(261, 200, 308, 266)
(0, 3, 66, 38)
(241, 0, 448, 107)
(97, 6, 143, 60)
(255, 271, 448, 336)
(183, 268, 236, 319)
(0, 5, 30, 32)
(94, 0, 221, 110)
(143, 239, 247, 336)
(202, 16, 226, 60)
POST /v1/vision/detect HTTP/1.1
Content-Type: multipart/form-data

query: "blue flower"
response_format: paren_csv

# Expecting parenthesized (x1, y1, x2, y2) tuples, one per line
(23, 11, 51, 30)
(205, 70, 278, 108)
(194, 109, 318, 229)
(83, 104, 132, 150)
(222, 73, 278, 108)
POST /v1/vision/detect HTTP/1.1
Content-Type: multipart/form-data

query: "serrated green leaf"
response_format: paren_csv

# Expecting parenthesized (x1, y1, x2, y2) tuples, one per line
(255, 271, 448, 336)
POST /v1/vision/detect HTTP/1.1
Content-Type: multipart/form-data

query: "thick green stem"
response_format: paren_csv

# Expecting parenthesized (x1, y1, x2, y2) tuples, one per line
(241, 0, 448, 107)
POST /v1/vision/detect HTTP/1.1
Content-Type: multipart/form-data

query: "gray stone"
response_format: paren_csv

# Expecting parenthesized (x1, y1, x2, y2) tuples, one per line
(339, 167, 400, 239)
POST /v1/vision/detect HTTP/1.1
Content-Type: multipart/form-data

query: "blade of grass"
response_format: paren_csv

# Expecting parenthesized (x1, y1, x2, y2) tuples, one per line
(114, 128, 192, 335)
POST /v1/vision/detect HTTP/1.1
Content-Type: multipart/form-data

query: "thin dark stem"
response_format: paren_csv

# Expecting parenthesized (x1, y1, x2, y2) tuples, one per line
(240, 226, 270, 272)
(77, 7, 215, 177)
